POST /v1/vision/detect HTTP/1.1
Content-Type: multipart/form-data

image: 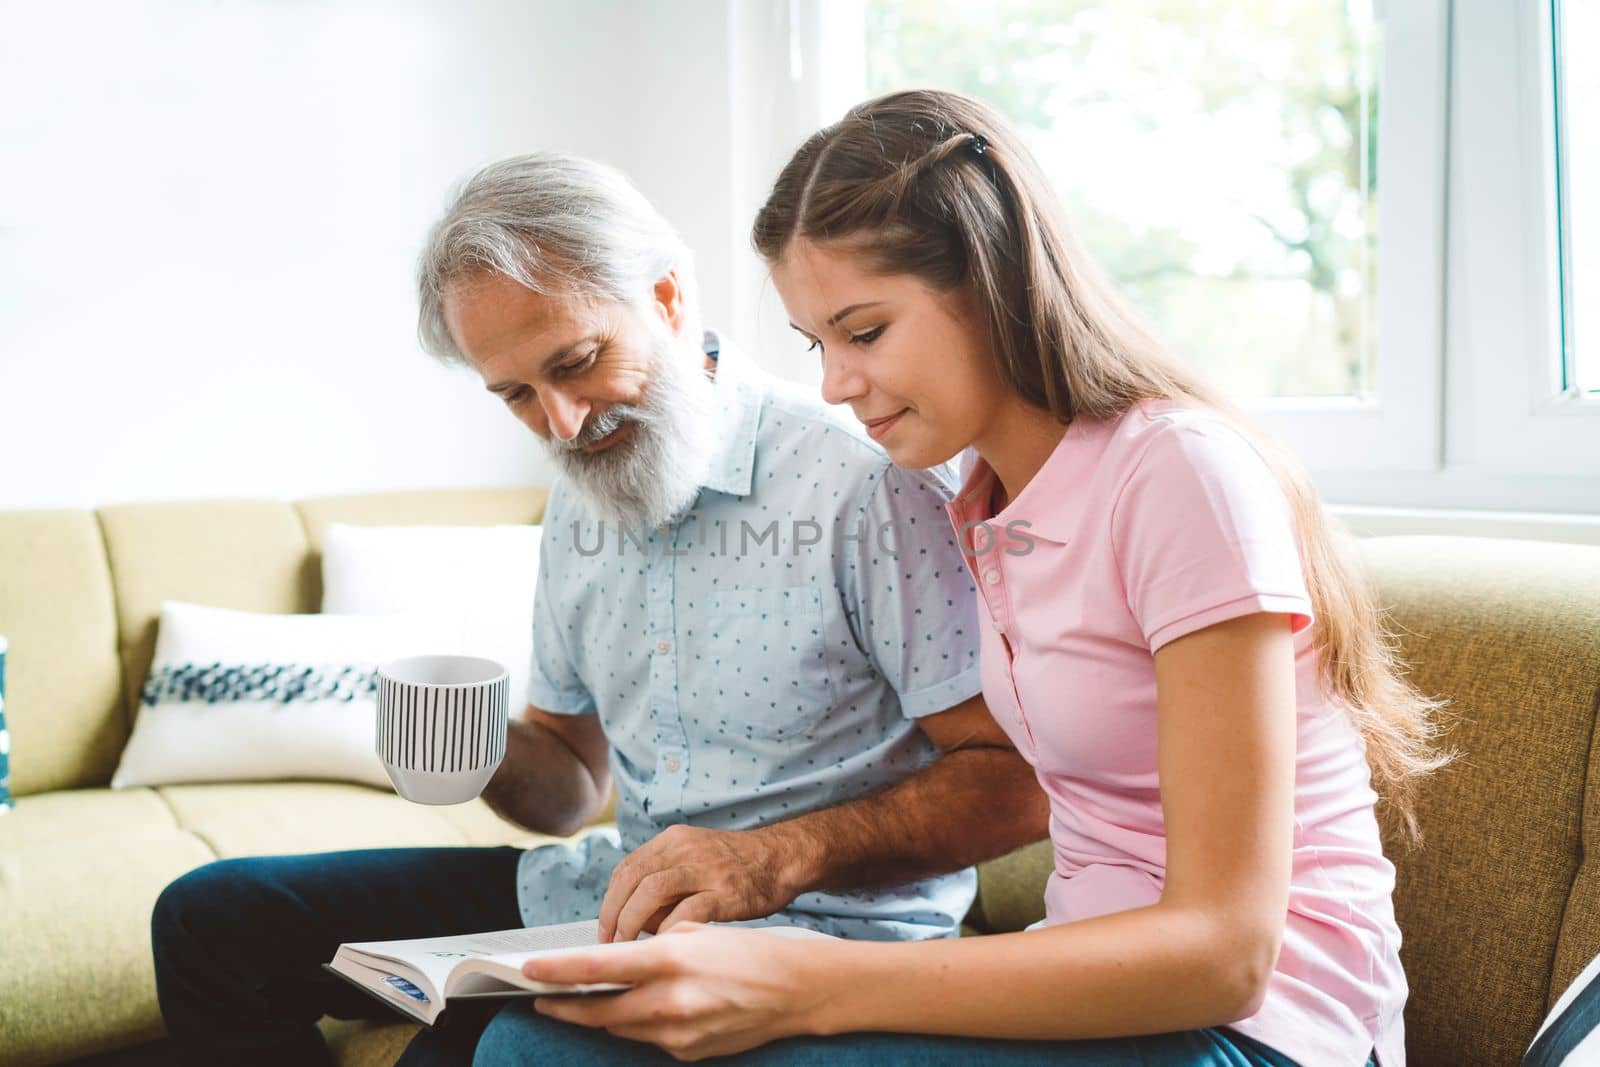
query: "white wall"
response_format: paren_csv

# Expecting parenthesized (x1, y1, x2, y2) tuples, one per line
(0, 0, 839, 511)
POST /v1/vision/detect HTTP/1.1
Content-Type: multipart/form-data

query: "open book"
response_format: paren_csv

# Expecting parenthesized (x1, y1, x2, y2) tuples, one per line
(324, 918, 831, 1026)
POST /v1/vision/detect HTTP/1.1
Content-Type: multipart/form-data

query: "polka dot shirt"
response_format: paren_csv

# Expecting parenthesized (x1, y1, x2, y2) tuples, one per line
(516, 336, 983, 941)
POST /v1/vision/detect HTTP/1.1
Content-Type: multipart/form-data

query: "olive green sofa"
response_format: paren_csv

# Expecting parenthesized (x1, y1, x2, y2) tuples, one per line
(0, 488, 1596, 1066)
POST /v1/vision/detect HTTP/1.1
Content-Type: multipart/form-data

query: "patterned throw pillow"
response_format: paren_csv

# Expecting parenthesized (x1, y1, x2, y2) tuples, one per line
(110, 602, 450, 790)
(0, 634, 10, 813)
(1526, 953, 1600, 1066)
(319, 523, 541, 711)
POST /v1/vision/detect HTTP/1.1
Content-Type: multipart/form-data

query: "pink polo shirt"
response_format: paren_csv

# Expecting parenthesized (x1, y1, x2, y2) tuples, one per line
(947, 401, 1406, 1067)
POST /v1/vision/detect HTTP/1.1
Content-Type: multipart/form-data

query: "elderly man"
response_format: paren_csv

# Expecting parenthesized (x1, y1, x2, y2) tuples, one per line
(147, 153, 1046, 1067)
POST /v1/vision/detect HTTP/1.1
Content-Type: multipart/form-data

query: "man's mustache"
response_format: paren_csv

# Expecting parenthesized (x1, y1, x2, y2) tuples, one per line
(553, 404, 648, 453)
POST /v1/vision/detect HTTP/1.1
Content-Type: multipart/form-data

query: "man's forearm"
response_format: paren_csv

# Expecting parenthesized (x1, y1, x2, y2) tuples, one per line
(760, 746, 1048, 896)
(480, 717, 608, 836)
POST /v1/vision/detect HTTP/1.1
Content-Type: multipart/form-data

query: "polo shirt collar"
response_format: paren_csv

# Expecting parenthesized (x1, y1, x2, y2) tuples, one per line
(948, 417, 1110, 544)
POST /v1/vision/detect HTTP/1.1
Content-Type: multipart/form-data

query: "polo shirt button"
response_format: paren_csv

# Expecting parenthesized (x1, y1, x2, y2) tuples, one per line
(992, 620, 1005, 634)
(983, 570, 1000, 586)
(664, 757, 681, 772)
(656, 640, 671, 654)
(974, 527, 990, 548)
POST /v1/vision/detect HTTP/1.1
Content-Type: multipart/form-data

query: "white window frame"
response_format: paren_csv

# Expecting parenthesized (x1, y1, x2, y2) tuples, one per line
(1316, 0, 1600, 513)
(1443, 0, 1600, 477)
(801, 0, 1600, 514)
(1250, 0, 1448, 478)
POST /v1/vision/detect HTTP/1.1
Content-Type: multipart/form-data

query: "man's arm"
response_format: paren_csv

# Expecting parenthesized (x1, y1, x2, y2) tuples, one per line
(767, 692, 1048, 891)
(479, 705, 611, 838)
(596, 692, 1048, 941)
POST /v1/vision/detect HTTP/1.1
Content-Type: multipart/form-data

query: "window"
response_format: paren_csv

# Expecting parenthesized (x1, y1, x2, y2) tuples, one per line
(824, 0, 1600, 509)
(857, 0, 1447, 478)
(866, 0, 1381, 401)
(1423, 0, 1600, 510)
(1556, 0, 1599, 396)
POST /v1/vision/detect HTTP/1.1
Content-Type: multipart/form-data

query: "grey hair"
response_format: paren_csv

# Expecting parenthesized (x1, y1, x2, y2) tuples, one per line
(417, 152, 695, 364)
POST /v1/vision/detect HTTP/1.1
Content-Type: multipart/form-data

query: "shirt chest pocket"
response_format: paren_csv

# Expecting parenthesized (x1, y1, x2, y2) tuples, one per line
(702, 585, 834, 740)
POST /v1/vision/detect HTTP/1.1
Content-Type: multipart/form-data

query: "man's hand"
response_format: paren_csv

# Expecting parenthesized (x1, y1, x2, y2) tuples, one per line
(479, 707, 611, 837)
(597, 824, 814, 943)
(597, 693, 1046, 944)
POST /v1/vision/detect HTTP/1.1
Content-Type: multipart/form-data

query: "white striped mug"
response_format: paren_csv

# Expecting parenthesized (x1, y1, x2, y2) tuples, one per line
(376, 655, 508, 805)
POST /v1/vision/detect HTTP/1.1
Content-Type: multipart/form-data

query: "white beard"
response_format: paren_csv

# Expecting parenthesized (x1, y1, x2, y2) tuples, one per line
(544, 328, 720, 530)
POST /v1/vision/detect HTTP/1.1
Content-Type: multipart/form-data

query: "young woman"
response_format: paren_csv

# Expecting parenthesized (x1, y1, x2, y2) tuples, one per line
(503, 89, 1447, 1067)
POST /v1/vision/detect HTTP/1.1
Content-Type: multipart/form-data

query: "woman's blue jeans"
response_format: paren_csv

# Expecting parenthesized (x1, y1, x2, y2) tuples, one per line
(471, 1009, 1314, 1065)
(145, 845, 1331, 1066)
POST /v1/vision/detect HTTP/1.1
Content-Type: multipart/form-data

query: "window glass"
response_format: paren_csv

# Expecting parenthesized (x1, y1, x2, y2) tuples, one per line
(866, 0, 1381, 399)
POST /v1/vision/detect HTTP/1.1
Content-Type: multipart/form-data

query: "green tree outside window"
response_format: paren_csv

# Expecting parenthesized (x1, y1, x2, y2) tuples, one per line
(866, 0, 1380, 399)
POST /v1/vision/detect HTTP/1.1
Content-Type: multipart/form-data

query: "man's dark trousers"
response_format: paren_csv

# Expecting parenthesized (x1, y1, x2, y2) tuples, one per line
(149, 846, 524, 1067)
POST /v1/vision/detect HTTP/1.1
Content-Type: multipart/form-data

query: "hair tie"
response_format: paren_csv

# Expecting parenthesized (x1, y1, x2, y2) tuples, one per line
(968, 133, 989, 156)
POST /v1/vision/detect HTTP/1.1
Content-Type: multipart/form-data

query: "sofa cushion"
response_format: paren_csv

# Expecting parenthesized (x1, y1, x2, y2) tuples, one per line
(969, 839, 1051, 935)
(0, 784, 562, 1065)
(320, 1017, 424, 1067)
(156, 782, 559, 858)
(0, 816, 215, 1065)
(1557, 728, 1600, 1013)
(0, 509, 125, 795)
(295, 488, 549, 608)
(1, 634, 11, 812)
(112, 603, 452, 792)
(1364, 536, 1600, 1067)
(320, 521, 544, 715)
(98, 501, 318, 721)
(0, 787, 175, 850)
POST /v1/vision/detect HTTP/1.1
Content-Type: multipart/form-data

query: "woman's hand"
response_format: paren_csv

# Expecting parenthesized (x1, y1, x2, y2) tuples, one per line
(523, 923, 837, 1061)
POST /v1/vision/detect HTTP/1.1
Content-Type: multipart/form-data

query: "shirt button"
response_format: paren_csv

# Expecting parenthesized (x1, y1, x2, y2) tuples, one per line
(983, 570, 1001, 586)
(974, 527, 990, 548)
(656, 640, 671, 654)
(992, 620, 1006, 634)
(664, 757, 681, 772)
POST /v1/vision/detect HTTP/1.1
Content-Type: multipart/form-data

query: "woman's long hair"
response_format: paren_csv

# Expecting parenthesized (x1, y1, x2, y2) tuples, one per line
(754, 89, 1449, 840)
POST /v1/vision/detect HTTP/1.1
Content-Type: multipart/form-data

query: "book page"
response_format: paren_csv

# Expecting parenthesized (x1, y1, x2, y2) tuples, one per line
(445, 919, 604, 953)
(339, 919, 602, 993)
(327, 955, 442, 1025)
(338, 919, 838, 1006)
(444, 957, 627, 998)
(447, 920, 838, 997)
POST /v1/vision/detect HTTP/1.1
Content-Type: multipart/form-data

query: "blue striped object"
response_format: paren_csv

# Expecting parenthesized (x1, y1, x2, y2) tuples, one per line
(140, 663, 377, 706)
(0, 635, 10, 813)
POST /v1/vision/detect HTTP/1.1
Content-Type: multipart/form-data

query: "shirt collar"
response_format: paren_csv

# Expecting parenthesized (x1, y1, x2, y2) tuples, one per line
(696, 329, 760, 498)
(947, 416, 1111, 544)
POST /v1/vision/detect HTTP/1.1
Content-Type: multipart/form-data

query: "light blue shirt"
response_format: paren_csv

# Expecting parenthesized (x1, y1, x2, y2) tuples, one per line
(518, 334, 983, 940)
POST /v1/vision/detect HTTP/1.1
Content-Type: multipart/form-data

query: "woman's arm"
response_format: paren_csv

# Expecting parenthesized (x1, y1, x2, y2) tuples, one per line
(526, 612, 1298, 1058)
(818, 608, 1296, 1035)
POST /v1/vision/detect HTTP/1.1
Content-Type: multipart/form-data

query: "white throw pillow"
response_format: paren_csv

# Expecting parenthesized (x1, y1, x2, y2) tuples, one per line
(1526, 952, 1600, 1066)
(111, 602, 450, 789)
(319, 523, 541, 710)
